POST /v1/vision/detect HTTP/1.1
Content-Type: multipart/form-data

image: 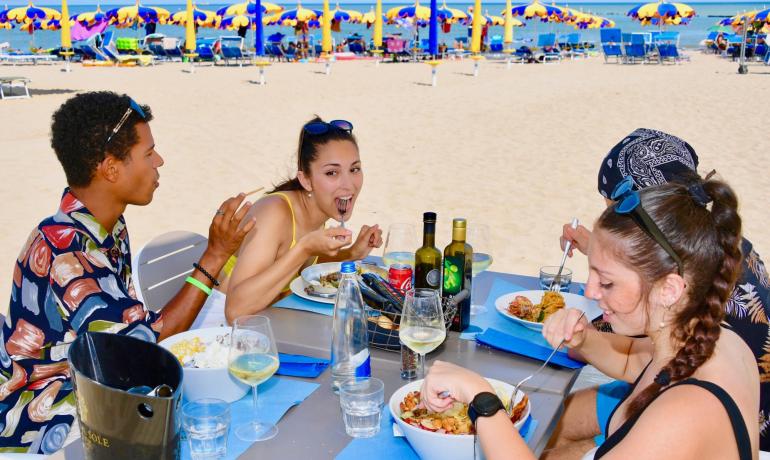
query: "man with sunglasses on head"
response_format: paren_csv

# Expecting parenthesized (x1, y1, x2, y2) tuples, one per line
(543, 128, 770, 459)
(0, 91, 255, 454)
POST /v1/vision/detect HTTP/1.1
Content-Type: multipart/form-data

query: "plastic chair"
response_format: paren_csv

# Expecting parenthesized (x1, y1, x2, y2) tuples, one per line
(600, 28, 623, 63)
(132, 231, 208, 311)
(537, 33, 561, 63)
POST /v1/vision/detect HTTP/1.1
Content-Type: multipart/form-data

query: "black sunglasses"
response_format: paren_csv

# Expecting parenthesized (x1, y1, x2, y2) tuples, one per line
(612, 176, 684, 276)
(302, 119, 353, 135)
(103, 98, 146, 151)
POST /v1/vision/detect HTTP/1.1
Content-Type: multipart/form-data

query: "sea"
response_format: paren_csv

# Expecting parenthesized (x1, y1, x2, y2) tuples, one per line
(0, 2, 767, 51)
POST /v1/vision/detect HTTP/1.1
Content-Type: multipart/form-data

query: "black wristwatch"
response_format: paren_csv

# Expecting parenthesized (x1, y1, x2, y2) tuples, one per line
(468, 392, 505, 425)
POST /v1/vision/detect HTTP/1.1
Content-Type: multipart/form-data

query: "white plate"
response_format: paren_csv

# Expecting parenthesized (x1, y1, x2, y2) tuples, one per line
(298, 262, 388, 299)
(289, 276, 335, 304)
(494, 290, 602, 331)
(389, 378, 530, 460)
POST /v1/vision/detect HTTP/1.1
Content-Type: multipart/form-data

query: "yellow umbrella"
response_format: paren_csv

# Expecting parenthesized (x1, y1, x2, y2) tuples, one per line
(470, 1, 482, 53)
(61, 0, 71, 49)
(438, 2, 467, 23)
(215, 1, 282, 17)
(386, 2, 431, 21)
(6, 3, 61, 24)
(171, 6, 218, 27)
(374, 0, 383, 48)
(322, 0, 331, 53)
(184, 0, 195, 52)
(504, 0, 513, 43)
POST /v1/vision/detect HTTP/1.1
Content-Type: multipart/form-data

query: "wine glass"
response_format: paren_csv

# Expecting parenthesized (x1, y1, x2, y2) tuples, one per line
(382, 223, 417, 268)
(467, 224, 494, 315)
(399, 288, 446, 379)
(228, 315, 280, 442)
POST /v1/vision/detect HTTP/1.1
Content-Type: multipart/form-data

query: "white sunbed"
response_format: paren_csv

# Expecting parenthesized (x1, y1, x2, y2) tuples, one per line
(0, 76, 31, 99)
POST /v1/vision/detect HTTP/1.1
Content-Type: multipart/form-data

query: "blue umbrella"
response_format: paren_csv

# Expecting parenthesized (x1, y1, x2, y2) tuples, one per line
(267, 31, 284, 42)
(428, 0, 437, 56)
(255, 0, 264, 56)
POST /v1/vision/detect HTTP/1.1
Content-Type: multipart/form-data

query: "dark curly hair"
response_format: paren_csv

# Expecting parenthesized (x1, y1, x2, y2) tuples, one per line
(50, 91, 153, 187)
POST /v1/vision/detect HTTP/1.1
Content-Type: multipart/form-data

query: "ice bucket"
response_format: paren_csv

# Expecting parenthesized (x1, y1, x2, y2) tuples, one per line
(68, 332, 183, 460)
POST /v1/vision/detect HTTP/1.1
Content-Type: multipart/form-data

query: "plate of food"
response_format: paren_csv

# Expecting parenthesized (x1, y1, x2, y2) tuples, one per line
(159, 327, 250, 403)
(299, 261, 387, 300)
(494, 290, 601, 332)
(389, 378, 530, 460)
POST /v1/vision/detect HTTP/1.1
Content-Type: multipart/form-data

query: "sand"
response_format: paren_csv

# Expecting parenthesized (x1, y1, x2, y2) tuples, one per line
(1, 53, 769, 313)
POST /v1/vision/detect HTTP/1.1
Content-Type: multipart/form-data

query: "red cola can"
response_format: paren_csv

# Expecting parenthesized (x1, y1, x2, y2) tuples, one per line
(388, 264, 413, 294)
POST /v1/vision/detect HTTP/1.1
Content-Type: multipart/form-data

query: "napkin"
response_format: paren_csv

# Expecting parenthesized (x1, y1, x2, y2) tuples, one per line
(181, 377, 320, 460)
(273, 293, 334, 316)
(276, 353, 330, 378)
(476, 328, 585, 369)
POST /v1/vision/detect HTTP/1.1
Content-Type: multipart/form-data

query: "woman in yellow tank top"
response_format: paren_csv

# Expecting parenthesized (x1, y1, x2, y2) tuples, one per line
(225, 117, 383, 321)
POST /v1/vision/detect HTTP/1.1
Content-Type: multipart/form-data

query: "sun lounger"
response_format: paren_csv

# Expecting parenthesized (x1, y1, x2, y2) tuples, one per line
(0, 76, 30, 99)
(220, 36, 251, 66)
(624, 33, 648, 64)
(600, 28, 623, 63)
(102, 43, 154, 66)
(564, 33, 586, 59)
(537, 33, 561, 63)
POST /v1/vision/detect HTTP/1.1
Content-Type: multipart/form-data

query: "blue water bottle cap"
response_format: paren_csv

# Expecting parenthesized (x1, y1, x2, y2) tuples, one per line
(340, 262, 357, 274)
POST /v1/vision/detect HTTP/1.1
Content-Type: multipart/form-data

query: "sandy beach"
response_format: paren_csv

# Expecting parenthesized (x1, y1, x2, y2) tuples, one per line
(1, 53, 769, 313)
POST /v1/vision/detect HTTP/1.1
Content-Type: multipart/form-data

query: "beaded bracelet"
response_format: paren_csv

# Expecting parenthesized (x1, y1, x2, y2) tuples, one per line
(193, 262, 220, 286)
(185, 276, 212, 296)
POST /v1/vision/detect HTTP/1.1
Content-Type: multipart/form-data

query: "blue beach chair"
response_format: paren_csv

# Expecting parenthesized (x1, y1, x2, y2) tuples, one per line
(537, 33, 561, 62)
(624, 33, 648, 64)
(600, 28, 623, 63)
(564, 32, 586, 59)
(489, 35, 504, 53)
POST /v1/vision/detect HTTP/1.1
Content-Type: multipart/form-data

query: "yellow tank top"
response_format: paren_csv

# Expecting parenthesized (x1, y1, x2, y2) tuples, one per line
(222, 192, 319, 287)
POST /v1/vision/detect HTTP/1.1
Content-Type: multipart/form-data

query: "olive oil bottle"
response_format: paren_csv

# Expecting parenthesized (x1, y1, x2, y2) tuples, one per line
(414, 212, 442, 290)
(442, 218, 473, 332)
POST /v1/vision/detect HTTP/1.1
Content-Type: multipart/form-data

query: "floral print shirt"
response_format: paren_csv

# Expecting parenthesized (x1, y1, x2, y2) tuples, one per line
(592, 238, 770, 451)
(0, 189, 162, 454)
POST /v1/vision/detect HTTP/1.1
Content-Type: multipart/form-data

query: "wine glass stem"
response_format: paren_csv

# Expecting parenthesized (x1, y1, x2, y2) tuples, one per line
(419, 353, 426, 379)
(252, 385, 259, 417)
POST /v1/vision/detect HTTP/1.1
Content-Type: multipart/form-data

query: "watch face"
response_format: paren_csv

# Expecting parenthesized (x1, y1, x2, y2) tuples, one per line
(469, 391, 504, 423)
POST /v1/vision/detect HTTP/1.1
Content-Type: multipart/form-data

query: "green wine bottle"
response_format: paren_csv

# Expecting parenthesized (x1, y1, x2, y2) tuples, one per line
(442, 218, 473, 332)
(414, 212, 442, 290)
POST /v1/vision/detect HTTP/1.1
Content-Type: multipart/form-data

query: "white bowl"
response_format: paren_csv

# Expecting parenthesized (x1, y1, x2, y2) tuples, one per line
(158, 326, 249, 403)
(389, 378, 530, 460)
(494, 290, 602, 332)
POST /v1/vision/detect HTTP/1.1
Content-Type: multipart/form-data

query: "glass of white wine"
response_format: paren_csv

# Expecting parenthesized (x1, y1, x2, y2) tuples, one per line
(468, 224, 494, 316)
(399, 288, 446, 379)
(382, 223, 417, 268)
(228, 315, 280, 442)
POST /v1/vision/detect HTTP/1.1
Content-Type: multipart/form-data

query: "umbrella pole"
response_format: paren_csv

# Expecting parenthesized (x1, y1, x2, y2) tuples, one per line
(738, 16, 749, 74)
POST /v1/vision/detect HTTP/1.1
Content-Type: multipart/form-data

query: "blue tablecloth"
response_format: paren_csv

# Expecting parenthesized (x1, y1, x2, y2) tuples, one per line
(335, 412, 539, 460)
(181, 377, 320, 460)
(460, 278, 532, 340)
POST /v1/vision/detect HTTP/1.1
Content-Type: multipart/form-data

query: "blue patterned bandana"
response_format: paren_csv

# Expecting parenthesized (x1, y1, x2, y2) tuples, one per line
(598, 128, 699, 198)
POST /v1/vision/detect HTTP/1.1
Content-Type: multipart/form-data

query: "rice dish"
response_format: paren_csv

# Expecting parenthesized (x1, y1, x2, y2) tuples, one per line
(169, 333, 231, 369)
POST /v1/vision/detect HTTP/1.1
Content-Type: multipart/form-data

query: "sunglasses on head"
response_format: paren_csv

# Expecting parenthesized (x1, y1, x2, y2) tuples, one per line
(612, 176, 684, 276)
(103, 98, 146, 151)
(302, 119, 353, 136)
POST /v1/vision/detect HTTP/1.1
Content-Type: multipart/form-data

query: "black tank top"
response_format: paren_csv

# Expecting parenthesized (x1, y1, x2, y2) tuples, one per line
(595, 374, 753, 460)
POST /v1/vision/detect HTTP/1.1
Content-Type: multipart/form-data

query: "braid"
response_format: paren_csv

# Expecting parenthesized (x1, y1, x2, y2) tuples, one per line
(625, 179, 742, 418)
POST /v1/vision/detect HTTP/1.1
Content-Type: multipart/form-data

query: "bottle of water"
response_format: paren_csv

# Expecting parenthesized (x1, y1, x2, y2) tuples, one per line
(331, 261, 371, 393)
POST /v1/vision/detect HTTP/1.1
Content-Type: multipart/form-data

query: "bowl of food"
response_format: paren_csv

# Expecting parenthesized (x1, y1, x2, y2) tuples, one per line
(159, 327, 249, 403)
(300, 261, 387, 297)
(494, 290, 602, 332)
(389, 378, 530, 460)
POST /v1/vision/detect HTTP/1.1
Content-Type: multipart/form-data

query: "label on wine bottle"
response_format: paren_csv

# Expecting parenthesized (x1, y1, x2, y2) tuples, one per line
(426, 269, 441, 288)
(443, 256, 463, 294)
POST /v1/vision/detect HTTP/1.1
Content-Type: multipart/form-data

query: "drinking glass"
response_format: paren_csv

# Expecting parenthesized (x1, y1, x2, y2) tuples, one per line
(399, 288, 446, 379)
(382, 223, 417, 268)
(339, 377, 385, 438)
(467, 224, 494, 315)
(181, 398, 230, 460)
(228, 315, 280, 442)
(539, 266, 572, 292)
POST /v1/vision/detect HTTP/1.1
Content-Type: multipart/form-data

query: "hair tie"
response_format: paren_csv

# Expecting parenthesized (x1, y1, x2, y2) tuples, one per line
(688, 183, 712, 208)
(654, 370, 672, 386)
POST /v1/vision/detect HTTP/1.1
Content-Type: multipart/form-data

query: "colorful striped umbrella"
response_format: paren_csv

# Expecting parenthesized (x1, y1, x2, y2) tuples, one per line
(321, 5, 362, 23)
(386, 2, 431, 21)
(6, 3, 61, 24)
(627, 2, 695, 22)
(105, 2, 170, 27)
(437, 2, 467, 23)
(215, 1, 282, 17)
(504, 1, 565, 20)
(218, 13, 274, 29)
(361, 7, 386, 25)
(279, 4, 321, 22)
(76, 6, 107, 26)
(170, 6, 218, 27)
(753, 8, 770, 22)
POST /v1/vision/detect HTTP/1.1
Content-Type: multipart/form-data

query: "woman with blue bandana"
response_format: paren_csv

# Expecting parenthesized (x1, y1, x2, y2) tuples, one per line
(544, 128, 770, 459)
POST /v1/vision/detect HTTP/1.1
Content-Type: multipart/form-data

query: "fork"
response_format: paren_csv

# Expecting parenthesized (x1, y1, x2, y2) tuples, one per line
(550, 218, 579, 292)
(507, 310, 586, 416)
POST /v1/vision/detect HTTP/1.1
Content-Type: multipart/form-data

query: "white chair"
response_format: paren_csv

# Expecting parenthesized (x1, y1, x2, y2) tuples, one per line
(132, 231, 208, 312)
(0, 77, 30, 100)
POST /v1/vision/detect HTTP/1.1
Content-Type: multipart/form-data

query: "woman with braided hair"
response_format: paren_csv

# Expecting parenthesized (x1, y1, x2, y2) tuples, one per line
(420, 175, 760, 460)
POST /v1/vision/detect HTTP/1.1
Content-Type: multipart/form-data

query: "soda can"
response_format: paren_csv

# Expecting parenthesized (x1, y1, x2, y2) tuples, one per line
(388, 264, 413, 294)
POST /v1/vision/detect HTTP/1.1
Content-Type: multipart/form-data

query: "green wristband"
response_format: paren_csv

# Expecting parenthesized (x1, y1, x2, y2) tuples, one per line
(185, 276, 212, 296)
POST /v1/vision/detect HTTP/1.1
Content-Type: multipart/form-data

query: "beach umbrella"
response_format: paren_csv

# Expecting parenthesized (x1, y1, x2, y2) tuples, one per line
(60, 0, 71, 53)
(218, 13, 273, 29)
(504, 1, 564, 20)
(428, 0, 438, 56)
(386, 2, 431, 21)
(215, 1, 282, 17)
(76, 6, 107, 26)
(503, 0, 514, 44)
(105, 2, 170, 27)
(464, 9, 506, 26)
(170, 6, 218, 27)
(707, 24, 731, 33)
(6, 3, 60, 24)
(321, 0, 331, 53)
(184, 0, 195, 52)
(373, 0, 383, 49)
(437, 2, 467, 23)
(279, 5, 321, 22)
(753, 8, 770, 22)
(627, 2, 695, 23)
(470, 0, 481, 53)
(324, 5, 362, 23)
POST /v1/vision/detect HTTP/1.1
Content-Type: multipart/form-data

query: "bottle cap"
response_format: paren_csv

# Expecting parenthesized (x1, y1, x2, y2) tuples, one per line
(452, 218, 467, 228)
(340, 261, 357, 274)
(423, 212, 437, 222)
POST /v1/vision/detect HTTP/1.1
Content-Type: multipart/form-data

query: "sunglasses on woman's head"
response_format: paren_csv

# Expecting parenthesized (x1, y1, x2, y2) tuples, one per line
(103, 98, 147, 151)
(302, 120, 353, 135)
(611, 176, 684, 276)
